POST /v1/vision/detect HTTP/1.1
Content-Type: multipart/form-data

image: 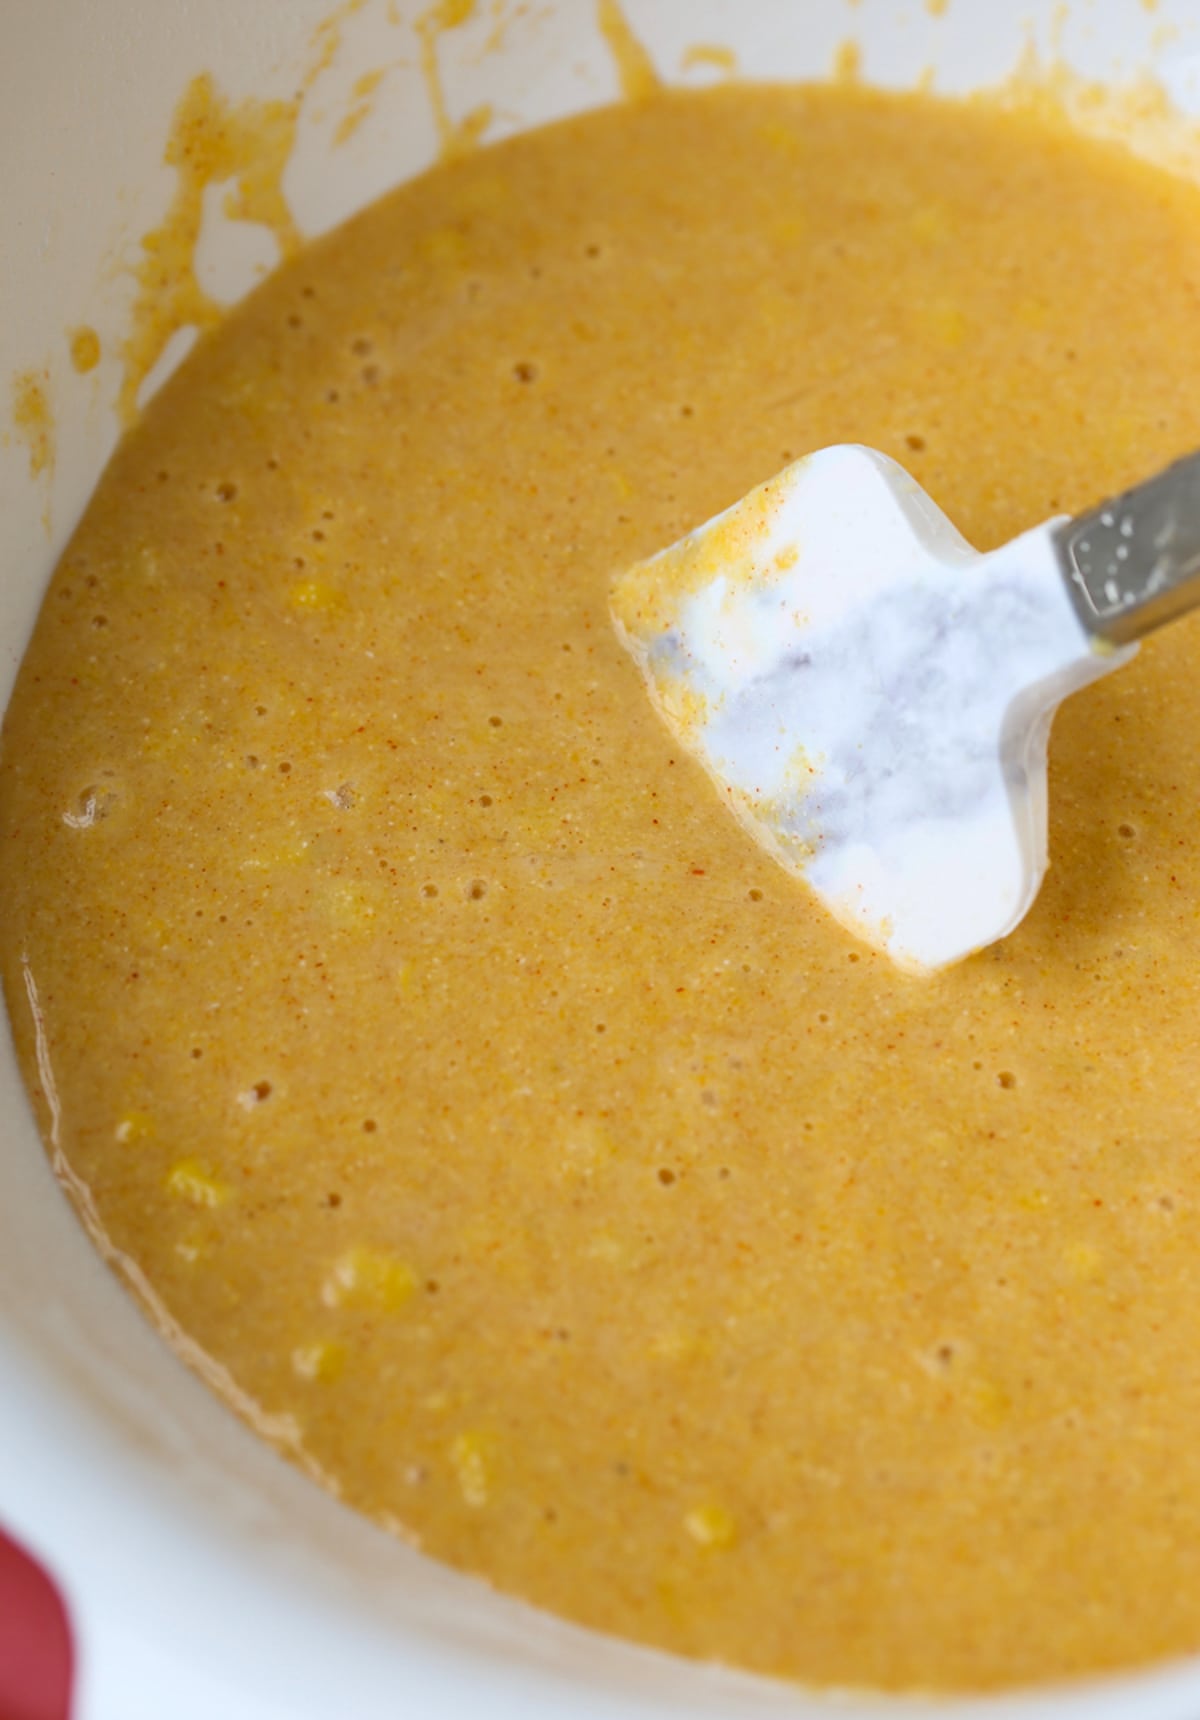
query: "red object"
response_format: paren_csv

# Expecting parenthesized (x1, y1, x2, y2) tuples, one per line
(0, 1529, 73, 1720)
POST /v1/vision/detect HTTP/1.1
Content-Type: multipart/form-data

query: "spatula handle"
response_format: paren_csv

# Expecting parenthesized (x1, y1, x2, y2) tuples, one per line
(1054, 448, 1200, 645)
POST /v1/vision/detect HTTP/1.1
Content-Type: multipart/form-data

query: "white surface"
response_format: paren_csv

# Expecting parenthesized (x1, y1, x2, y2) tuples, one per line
(6, 2, 1200, 1716)
(612, 447, 1131, 972)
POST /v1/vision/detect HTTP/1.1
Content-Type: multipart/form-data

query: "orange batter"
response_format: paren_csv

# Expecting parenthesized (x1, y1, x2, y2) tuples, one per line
(6, 82, 1200, 1692)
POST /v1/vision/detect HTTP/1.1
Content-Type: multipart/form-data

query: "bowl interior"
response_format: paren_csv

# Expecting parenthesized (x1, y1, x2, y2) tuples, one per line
(5, 4, 1200, 1716)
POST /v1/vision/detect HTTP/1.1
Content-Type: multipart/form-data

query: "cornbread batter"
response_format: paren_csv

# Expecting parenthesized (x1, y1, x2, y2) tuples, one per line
(6, 82, 1200, 1693)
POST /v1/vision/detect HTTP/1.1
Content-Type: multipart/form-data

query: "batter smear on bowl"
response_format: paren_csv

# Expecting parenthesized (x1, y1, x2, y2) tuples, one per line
(6, 81, 1200, 1693)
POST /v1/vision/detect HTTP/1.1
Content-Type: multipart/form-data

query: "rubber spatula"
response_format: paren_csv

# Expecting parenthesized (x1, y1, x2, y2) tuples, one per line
(611, 445, 1200, 973)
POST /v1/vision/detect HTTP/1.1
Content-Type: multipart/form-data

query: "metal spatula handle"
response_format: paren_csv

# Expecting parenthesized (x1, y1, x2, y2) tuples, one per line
(1054, 449, 1200, 646)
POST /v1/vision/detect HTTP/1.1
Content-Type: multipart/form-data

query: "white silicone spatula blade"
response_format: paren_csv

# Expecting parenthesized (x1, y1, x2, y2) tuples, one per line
(611, 443, 1200, 972)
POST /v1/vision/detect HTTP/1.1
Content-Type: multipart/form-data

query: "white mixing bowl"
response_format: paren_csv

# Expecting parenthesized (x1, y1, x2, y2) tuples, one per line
(6, 3, 1200, 1715)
